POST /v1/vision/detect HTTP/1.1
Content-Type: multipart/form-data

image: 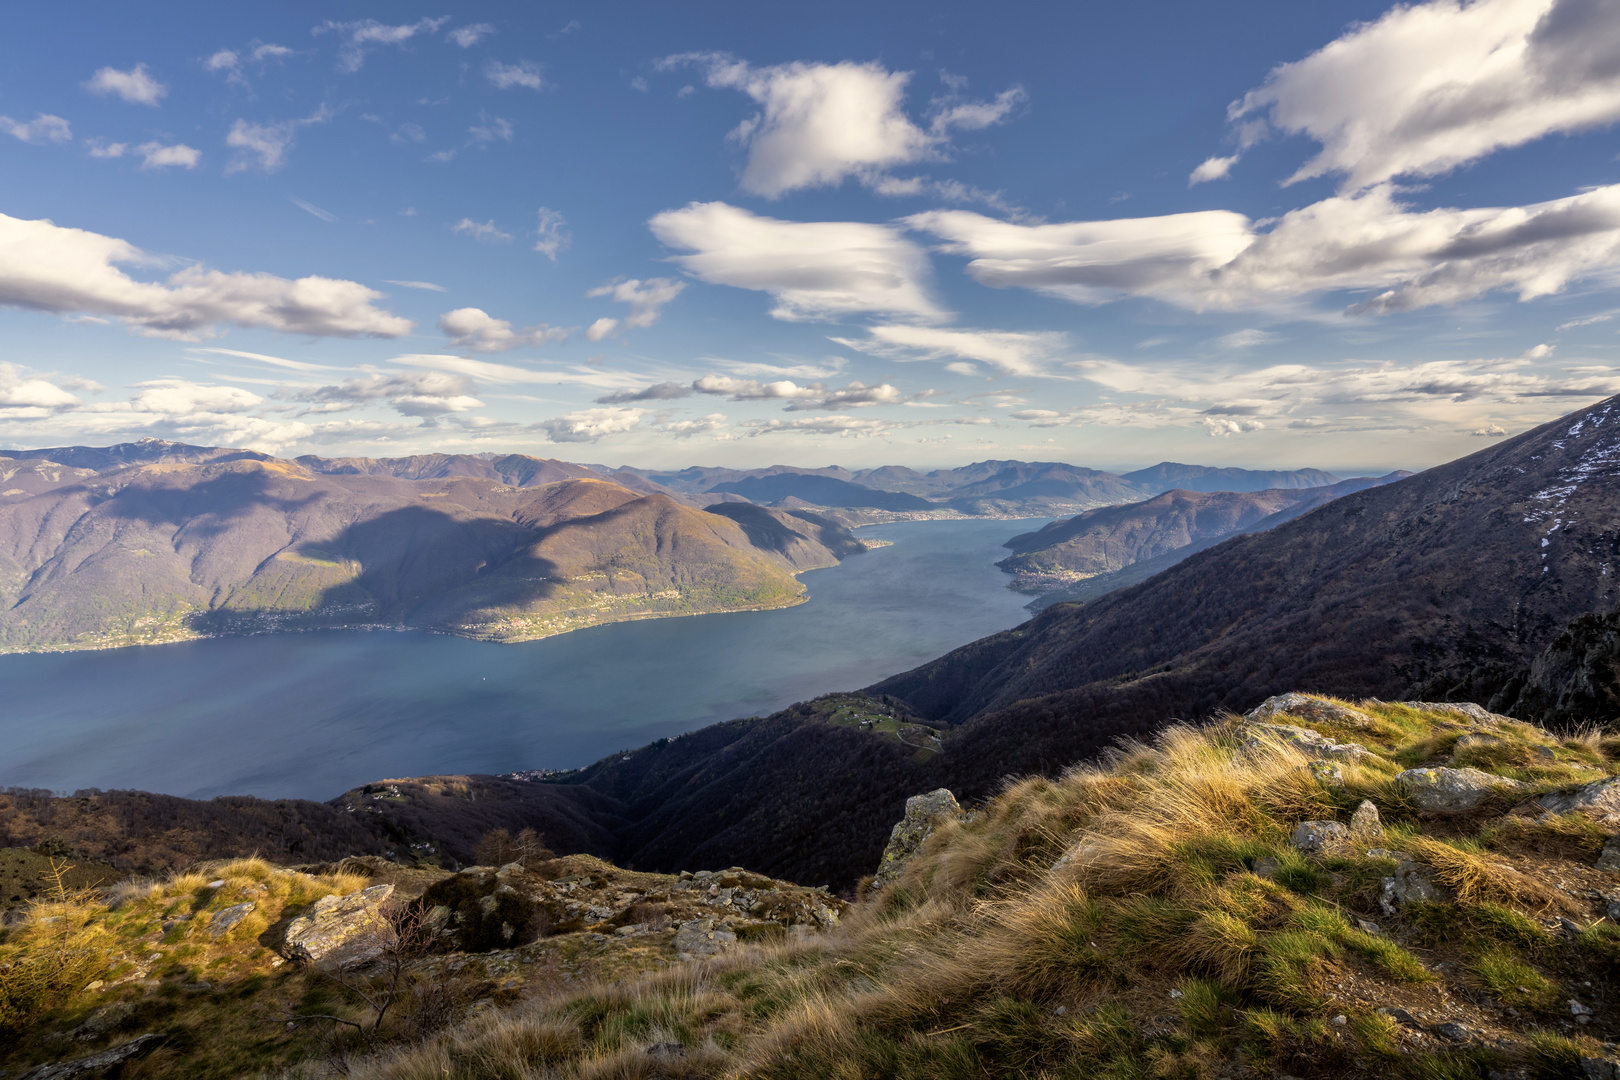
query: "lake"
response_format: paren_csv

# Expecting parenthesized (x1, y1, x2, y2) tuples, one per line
(0, 517, 1045, 802)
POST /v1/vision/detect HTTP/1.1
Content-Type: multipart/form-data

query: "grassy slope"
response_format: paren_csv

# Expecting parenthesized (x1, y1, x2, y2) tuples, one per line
(340, 698, 1620, 1080)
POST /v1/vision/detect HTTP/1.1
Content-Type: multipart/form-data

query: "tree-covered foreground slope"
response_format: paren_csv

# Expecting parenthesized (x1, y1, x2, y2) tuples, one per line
(0, 453, 867, 651)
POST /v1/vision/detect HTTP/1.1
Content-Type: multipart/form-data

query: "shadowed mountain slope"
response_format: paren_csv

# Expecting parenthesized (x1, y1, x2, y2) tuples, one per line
(1122, 461, 1343, 492)
(0, 461, 867, 651)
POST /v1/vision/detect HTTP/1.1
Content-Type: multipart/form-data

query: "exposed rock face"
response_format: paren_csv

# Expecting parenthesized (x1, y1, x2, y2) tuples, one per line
(1536, 776, 1620, 828)
(418, 858, 843, 955)
(284, 884, 396, 970)
(1291, 821, 1348, 854)
(1397, 702, 1508, 725)
(673, 918, 738, 960)
(872, 789, 964, 891)
(1238, 721, 1375, 763)
(1349, 800, 1385, 841)
(1597, 836, 1620, 873)
(1244, 693, 1376, 730)
(18, 1033, 170, 1080)
(1397, 767, 1529, 813)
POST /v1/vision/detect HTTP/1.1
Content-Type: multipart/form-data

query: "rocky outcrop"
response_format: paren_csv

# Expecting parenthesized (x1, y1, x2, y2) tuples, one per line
(418, 857, 843, 955)
(1536, 776, 1620, 828)
(1245, 693, 1375, 730)
(284, 884, 396, 970)
(1238, 721, 1375, 763)
(1397, 767, 1529, 813)
(1375, 850, 1445, 914)
(19, 1034, 170, 1080)
(872, 789, 965, 891)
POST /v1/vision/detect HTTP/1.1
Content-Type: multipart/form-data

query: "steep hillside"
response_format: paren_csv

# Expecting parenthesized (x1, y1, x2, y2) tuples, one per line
(1124, 461, 1343, 493)
(871, 395, 1620, 800)
(998, 487, 1319, 581)
(0, 461, 868, 651)
(281, 698, 1620, 1080)
(1004, 472, 1415, 593)
(707, 473, 934, 510)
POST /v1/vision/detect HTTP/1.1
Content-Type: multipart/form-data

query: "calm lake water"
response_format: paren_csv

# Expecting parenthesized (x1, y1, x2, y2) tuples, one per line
(0, 518, 1044, 801)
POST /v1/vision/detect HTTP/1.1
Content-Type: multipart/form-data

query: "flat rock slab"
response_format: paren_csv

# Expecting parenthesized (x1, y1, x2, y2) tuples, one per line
(284, 883, 395, 971)
(1239, 721, 1374, 763)
(1398, 766, 1528, 812)
(1245, 693, 1376, 730)
(1292, 820, 1348, 853)
(207, 902, 255, 939)
(1537, 776, 1620, 828)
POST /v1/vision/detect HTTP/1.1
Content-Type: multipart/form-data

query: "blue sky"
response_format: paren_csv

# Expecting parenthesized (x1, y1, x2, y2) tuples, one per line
(3, 0, 1620, 473)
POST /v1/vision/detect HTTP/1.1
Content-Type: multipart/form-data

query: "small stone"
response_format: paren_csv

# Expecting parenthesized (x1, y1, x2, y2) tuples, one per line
(1356, 919, 1382, 935)
(1377, 1006, 1420, 1027)
(1581, 1057, 1620, 1080)
(1381, 858, 1444, 915)
(84, 980, 104, 991)
(1292, 820, 1349, 854)
(1562, 918, 1586, 937)
(1349, 800, 1385, 839)
(206, 880, 225, 889)
(1309, 760, 1346, 786)
(1435, 1021, 1473, 1042)
(1596, 836, 1620, 873)
(1332, 1015, 1348, 1025)
(1573, 999, 1596, 1016)
(1397, 766, 1529, 812)
(1169, 989, 1183, 999)
(208, 902, 255, 939)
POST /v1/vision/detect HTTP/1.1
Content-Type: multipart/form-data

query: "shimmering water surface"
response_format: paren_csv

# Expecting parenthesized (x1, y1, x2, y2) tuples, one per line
(0, 518, 1045, 801)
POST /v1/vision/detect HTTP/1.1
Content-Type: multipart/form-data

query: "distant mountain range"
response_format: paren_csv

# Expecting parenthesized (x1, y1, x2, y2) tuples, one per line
(0, 445, 869, 652)
(1001, 472, 1412, 596)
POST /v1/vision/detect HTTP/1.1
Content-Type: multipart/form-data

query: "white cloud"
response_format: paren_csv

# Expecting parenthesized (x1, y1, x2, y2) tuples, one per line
(0, 114, 72, 144)
(1188, 154, 1239, 185)
(909, 182, 1620, 314)
(487, 59, 545, 90)
(452, 218, 512, 244)
(84, 64, 166, 106)
(224, 107, 329, 174)
(314, 17, 449, 73)
(0, 211, 412, 341)
(390, 353, 643, 392)
(205, 43, 295, 88)
(907, 206, 1253, 307)
(594, 381, 694, 404)
(1473, 423, 1510, 436)
(186, 347, 337, 372)
(468, 115, 514, 145)
(448, 23, 495, 48)
(712, 357, 846, 379)
(539, 406, 648, 442)
(661, 55, 1025, 197)
(585, 277, 684, 332)
(533, 207, 570, 260)
(693, 373, 908, 410)
(437, 307, 568, 352)
(1203, 417, 1266, 437)
(662, 413, 730, 438)
(650, 201, 946, 323)
(1215, 328, 1279, 349)
(205, 50, 239, 74)
(0, 362, 79, 409)
(86, 138, 127, 158)
(585, 317, 618, 341)
(292, 198, 336, 222)
(747, 414, 903, 437)
(296, 370, 483, 417)
(385, 279, 446, 292)
(135, 142, 200, 170)
(1227, 0, 1620, 190)
(831, 324, 1070, 377)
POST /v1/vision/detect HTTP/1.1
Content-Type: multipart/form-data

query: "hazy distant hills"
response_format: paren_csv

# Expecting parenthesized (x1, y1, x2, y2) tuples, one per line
(1000, 472, 1413, 590)
(621, 458, 1343, 517)
(0, 450, 869, 651)
(1120, 461, 1343, 493)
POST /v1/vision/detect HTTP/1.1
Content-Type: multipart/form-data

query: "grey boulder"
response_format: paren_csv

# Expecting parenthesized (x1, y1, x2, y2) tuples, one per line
(1397, 767, 1528, 812)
